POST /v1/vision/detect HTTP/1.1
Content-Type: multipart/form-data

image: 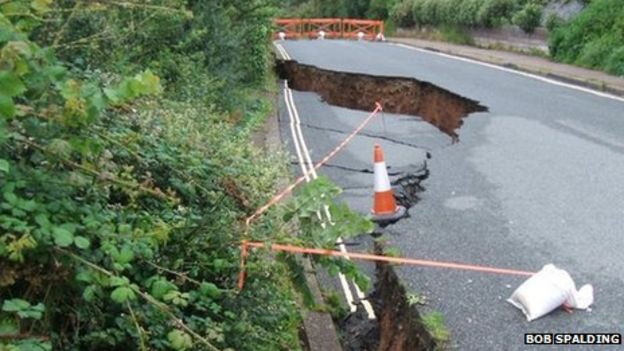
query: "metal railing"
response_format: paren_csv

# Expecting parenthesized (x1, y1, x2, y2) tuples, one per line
(274, 18, 384, 40)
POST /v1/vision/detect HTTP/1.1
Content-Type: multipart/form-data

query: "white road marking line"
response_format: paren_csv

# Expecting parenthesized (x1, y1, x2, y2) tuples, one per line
(283, 81, 358, 314)
(286, 87, 317, 177)
(274, 43, 286, 59)
(284, 84, 310, 181)
(282, 45, 292, 60)
(285, 83, 377, 319)
(274, 42, 291, 60)
(392, 43, 624, 103)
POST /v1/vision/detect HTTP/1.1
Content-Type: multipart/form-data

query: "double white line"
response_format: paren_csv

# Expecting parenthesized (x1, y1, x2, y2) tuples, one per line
(275, 42, 291, 60)
(276, 42, 376, 319)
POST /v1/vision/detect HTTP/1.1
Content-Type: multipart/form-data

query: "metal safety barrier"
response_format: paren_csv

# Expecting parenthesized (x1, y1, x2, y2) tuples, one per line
(274, 18, 384, 41)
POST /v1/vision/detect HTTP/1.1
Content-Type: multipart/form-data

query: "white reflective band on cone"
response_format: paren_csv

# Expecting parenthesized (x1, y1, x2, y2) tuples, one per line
(374, 162, 391, 192)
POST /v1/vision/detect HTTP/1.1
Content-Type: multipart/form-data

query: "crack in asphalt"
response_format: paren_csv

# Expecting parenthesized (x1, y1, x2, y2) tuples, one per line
(290, 161, 403, 176)
(341, 185, 371, 191)
(300, 123, 432, 151)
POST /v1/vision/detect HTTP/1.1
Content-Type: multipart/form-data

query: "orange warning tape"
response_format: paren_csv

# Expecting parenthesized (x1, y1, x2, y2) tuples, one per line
(244, 102, 383, 228)
(237, 240, 535, 290)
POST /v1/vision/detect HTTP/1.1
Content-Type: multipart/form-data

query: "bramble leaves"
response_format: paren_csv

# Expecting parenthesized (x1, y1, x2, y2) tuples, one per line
(31, 0, 53, 14)
(163, 290, 189, 307)
(200, 282, 221, 299)
(0, 72, 26, 97)
(110, 286, 136, 304)
(150, 278, 176, 300)
(113, 245, 134, 265)
(73, 236, 90, 249)
(104, 70, 161, 105)
(0, 159, 9, 173)
(167, 330, 193, 351)
(2, 298, 45, 320)
(52, 227, 74, 247)
(0, 94, 15, 118)
(4, 234, 36, 262)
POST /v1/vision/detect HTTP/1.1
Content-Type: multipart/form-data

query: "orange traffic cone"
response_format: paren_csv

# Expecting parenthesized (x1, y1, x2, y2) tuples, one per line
(372, 144, 406, 224)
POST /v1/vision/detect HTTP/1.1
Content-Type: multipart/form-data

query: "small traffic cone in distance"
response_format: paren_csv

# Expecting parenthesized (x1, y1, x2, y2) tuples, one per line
(372, 144, 406, 224)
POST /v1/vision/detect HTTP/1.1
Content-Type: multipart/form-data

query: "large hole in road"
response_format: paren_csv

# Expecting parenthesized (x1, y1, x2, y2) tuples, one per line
(276, 59, 468, 350)
(276, 59, 487, 141)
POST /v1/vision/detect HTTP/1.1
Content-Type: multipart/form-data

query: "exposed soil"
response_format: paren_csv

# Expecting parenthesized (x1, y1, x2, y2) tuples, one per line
(340, 249, 437, 351)
(276, 59, 487, 141)
(374, 258, 437, 351)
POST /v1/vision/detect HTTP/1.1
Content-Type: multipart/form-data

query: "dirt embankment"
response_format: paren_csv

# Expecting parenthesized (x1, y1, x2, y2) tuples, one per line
(341, 258, 437, 351)
(276, 59, 487, 141)
(375, 261, 436, 351)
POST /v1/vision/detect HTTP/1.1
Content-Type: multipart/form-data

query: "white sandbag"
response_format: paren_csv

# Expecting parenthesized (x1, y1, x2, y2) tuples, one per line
(566, 284, 594, 310)
(507, 264, 593, 321)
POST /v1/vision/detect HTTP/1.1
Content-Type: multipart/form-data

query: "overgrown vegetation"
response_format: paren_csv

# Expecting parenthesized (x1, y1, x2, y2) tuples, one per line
(549, 0, 624, 75)
(0, 1, 374, 350)
(390, 0, 544, 30)
(280, 0, 398, 19)
(512, 2, 543, 34)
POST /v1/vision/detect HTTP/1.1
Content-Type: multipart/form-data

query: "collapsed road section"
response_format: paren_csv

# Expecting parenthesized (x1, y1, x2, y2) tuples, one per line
(275, 56, 491, 350)
(276, 59, 487, 141)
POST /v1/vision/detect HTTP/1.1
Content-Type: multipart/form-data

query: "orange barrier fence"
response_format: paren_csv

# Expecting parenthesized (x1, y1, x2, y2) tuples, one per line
(343, 19, 384, 40)
(274, 18, 384, 40)
(238, 241, 535, 290)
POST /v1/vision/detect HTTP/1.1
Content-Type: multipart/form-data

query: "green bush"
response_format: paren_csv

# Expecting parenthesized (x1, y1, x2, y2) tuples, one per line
(390, 0, 416, 27)
(440, 25, 475, 45)
(605, 46, 624, 76)
(367, 0, 400, 19)
(287, 0, 538, 30)
(286, 0, 398, 19)
(458, 0, 483, 27)
(408, 0, 517, 28)
(549, 0, 624, 74)
(477, 0, 515, 27)
(545, 13, 564, 32)
(512, 2, 543, 34)
(576, 35, 617, 68)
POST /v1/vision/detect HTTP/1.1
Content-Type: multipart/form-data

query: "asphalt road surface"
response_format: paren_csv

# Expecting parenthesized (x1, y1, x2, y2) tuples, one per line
(276, 40, 624, 350)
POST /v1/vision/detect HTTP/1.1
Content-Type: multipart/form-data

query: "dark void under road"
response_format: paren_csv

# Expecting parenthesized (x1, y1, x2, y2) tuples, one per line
(276, 40, 624, 350)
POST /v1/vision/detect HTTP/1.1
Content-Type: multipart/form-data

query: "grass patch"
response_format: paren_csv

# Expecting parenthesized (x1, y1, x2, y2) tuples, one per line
(439, 26, 475, 46)
(422, 311, 451, 346)
(284, 255, 317, 309)
(321, 289, 349, 321)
